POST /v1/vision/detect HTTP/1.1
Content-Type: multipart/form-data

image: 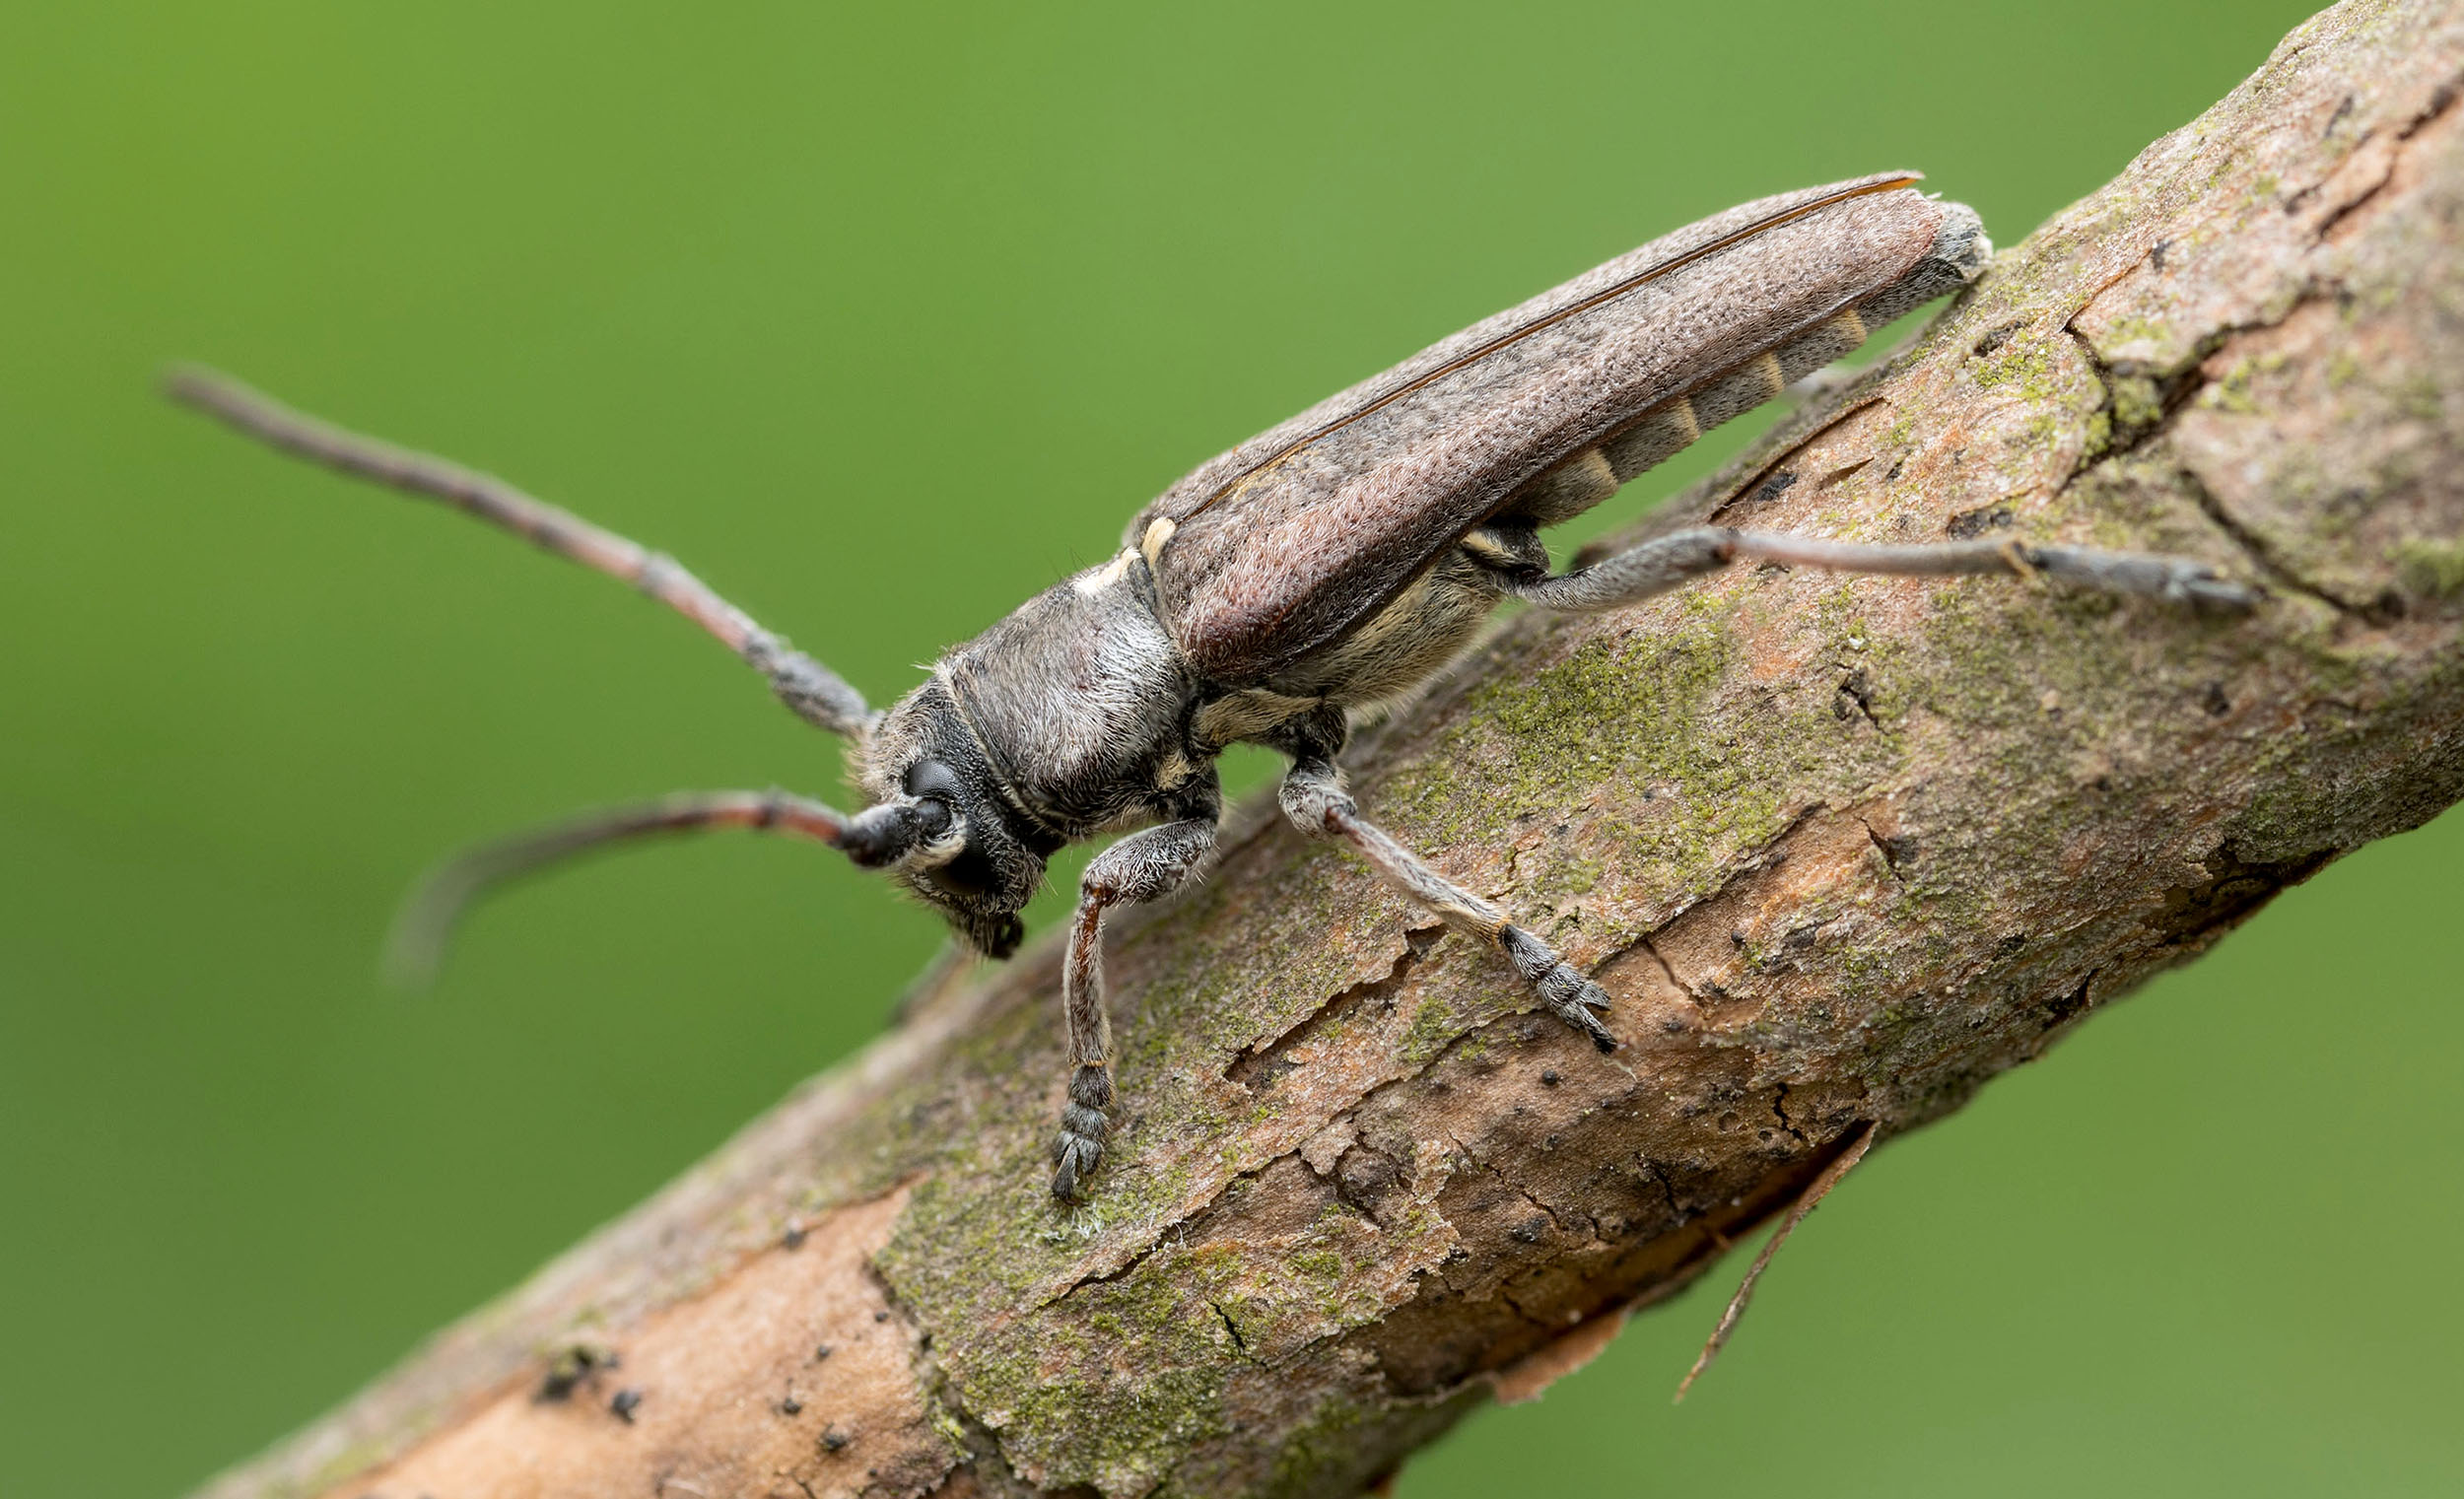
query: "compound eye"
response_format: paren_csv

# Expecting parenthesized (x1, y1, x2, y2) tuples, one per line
(902, 758, 966, 807)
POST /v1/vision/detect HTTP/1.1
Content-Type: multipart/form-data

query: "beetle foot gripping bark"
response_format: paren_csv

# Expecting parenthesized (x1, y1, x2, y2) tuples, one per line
(1282, 757, 1620, 1054)
(1500, 925, 1619, 1053)
(1052, 1064, 1112, 1201)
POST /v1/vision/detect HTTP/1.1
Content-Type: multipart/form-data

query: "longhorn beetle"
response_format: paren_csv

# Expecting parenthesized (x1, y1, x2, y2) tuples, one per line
(169, 172, 2255, 1199)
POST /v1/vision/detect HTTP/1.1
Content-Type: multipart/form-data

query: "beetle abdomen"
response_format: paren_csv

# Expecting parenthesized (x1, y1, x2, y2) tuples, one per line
(1500, 299, 1901, 527)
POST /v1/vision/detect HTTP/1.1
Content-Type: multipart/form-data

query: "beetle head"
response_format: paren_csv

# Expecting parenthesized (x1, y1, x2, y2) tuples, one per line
(849, 678, 1047, 958)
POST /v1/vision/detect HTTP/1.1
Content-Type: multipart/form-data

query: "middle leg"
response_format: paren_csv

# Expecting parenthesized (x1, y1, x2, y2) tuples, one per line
(1276, 750, 1617, 1055)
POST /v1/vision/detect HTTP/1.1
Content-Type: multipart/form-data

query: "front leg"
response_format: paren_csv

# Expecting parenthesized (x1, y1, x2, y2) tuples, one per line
(1051, 815, 1220, 1199)
(1277, 755, 1618, 1054)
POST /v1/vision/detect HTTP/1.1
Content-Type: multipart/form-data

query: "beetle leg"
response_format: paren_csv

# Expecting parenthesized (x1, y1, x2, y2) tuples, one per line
(1277, 757, 1618, 1055)
(1498, 525, 2256, 613)
(1491, 527, 1740, 610)
(1053, 815, 1220, 1200)
(1723, 529, 2258, 608)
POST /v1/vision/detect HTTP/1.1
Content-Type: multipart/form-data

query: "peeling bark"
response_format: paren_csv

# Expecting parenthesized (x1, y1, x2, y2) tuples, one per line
(196, 4, 2464, 1496)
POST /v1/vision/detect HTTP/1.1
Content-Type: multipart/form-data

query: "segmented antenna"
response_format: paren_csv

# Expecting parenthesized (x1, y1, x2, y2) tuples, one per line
(163, 366, 874, 739)
(383, 789, 855, 986)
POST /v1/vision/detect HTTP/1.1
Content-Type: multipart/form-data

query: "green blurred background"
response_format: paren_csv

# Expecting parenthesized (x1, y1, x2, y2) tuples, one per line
(4, 1, 2457, 1494)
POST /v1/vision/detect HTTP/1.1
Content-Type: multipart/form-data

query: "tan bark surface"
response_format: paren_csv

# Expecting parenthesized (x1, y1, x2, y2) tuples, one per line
(198, 3, 2464, 1494)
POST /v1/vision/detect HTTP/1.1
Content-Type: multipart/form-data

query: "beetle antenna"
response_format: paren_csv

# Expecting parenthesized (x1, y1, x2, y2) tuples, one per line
(162, 365, 874, 740)
(383, 789, 856, 987)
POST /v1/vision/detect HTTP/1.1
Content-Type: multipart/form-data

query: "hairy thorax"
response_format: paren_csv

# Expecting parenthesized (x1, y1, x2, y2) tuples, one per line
(946, 539, 1513, 838)
(937, 557, 1201, 838)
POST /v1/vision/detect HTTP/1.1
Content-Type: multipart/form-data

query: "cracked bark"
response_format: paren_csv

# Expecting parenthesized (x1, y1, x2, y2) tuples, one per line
(195, 4, 2464, 1496)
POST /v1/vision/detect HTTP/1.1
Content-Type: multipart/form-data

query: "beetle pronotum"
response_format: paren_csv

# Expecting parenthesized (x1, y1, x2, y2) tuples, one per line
(169, 171, 2253, 1199)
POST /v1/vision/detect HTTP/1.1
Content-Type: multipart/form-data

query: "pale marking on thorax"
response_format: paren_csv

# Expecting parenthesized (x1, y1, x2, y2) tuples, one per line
(1139, 517, 1177, 570)
(1073, 550, 1137, 595)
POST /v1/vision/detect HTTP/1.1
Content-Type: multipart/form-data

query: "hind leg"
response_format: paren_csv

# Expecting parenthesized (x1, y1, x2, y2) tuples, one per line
(1491, 525, 2257, 614)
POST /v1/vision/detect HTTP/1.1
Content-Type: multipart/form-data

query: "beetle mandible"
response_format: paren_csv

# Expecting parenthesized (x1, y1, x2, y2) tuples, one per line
(169, 172, 2255, 1199)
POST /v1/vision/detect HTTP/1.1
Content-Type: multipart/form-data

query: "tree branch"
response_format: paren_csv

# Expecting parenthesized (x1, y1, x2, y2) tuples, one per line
(196, 3, 2464, 1494)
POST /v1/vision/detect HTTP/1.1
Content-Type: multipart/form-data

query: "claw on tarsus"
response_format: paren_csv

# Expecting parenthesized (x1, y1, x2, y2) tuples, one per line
(1562, 985, 1621, 1053)
(1051, 1067, 1112, 1199)
(1052, 1120, 1105, 1200)
(1502, 923, 1623, 1052)
(1051, 1135, 1101, 1200)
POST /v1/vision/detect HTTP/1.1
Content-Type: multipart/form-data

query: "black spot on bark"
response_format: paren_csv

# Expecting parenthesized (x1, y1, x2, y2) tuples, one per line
(535, 1343, 618, 1402)
(1335, 1144, 1404, 1222)
(1948, 505, 2014, 539)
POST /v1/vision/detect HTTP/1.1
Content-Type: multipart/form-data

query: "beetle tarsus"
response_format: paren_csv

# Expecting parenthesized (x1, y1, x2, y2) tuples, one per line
(1052, 1100, 1109, 1201)
(1502, 924, 1621, 1052)
(2025, 544, 2261, 611)
(1277, 753, 1621, 1056)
